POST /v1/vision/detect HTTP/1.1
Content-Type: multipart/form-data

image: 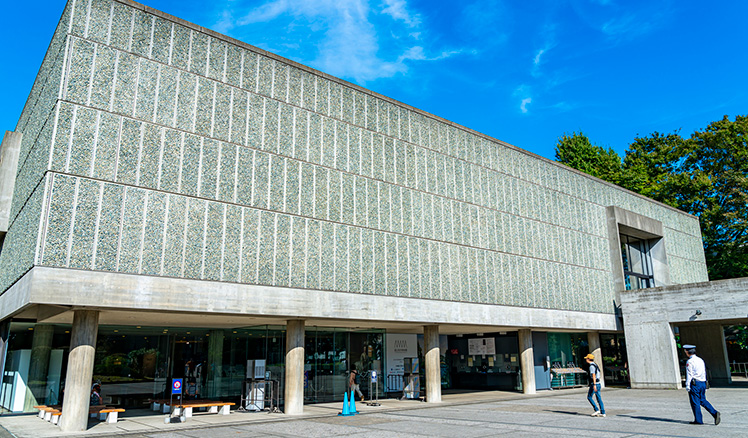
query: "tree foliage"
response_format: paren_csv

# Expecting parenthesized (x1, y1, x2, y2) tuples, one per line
(555, 132, 623, 185)
(555, 115, 748, 280)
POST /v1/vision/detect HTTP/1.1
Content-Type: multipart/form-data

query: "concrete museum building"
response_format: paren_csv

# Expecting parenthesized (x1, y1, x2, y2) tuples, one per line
(0, 0, 718, 432)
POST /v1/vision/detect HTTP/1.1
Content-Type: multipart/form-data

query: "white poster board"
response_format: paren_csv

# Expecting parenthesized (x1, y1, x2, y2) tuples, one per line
(468, 338, 496, 356)
(385, 334, 417, 391)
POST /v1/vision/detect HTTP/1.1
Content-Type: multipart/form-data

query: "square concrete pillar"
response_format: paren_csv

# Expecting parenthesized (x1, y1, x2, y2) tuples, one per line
(423, 325, 441, 403)
(59, 310, 100, 432)
(284, 320, 305, 415)
(519, 329, 535, 394)
(587, 332, 605, 388)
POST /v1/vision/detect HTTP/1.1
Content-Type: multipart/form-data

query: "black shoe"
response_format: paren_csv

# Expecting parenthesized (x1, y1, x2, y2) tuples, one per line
(689, 421, 703, 425)
(714, 412, 720, 425)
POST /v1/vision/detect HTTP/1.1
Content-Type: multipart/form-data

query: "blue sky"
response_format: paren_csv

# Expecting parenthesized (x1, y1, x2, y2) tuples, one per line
(2, 0, 746, 160)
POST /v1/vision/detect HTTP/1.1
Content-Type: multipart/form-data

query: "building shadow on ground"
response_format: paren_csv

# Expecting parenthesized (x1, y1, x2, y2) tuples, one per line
(617, 414, 690, 424)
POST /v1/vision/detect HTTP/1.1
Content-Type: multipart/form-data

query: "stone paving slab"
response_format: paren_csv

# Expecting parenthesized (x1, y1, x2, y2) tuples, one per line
(1, 388, 746, 438)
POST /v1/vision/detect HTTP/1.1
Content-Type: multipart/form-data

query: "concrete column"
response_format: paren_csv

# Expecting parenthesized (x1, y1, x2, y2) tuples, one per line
(0, 320, 9, 389)
(679, 324, 731, 385)
(587, 332, 605, 388)
(29, 324, 55, 400)
(207, 330, 225, 398)
(59, 310, 99, 432)
(423, 325, 442, 403)
(518, 329, 535, 394)
(284, 320, 305, 415)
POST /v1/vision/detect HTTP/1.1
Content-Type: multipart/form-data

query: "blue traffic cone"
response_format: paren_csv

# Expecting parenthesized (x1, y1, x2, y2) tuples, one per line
(349, 389, 357, 414)
(338, 392, 353, 416)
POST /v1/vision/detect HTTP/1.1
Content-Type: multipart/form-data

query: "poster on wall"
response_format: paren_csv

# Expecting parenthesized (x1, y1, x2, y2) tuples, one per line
(468, 338, 496, 356)
(385, 334, 418, 392)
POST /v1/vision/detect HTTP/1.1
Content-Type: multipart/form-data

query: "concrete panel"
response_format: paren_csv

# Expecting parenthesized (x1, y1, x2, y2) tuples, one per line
(0, 132, 22, 233)
(1, 267, 620, 332)
(621, 277, 748, 324)
(625, 321, 681, 389)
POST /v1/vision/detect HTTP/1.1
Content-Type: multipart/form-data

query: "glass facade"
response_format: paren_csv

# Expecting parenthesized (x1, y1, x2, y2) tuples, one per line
(600, 333, 629, 386)
(547, 332, 589, 387)
(446, 333, 520, 391)
(1, 322, 384, 413)
(621, 234, 655, 290)
(304, 329, 384, 403)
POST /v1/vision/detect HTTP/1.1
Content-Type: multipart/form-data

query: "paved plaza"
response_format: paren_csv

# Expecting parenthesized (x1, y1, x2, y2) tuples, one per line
(1, 388, 746, 438)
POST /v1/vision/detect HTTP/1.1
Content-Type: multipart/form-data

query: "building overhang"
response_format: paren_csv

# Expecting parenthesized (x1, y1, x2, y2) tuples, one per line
(0, 266, 620, 333)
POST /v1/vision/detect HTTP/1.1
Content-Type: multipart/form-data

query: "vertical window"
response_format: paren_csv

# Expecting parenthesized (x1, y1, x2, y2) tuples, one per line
(620, 234, 654, 290)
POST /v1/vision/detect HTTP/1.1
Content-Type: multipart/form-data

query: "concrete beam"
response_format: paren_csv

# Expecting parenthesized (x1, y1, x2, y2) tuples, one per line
(0, 131, 22, 234)
(0, 267, 620, 332)
(620, 277, 748, 324)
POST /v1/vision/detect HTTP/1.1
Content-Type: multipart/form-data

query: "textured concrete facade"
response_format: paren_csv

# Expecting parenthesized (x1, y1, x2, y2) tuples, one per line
(1, 0, 707, 318)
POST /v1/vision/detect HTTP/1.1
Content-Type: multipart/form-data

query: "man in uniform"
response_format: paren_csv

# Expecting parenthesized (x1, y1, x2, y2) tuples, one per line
(683, 344, 720, 425)
(585, 353, 605, 417)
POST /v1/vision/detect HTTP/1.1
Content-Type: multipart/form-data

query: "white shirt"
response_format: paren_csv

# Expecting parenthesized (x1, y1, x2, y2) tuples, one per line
(685, 355, 707, 390)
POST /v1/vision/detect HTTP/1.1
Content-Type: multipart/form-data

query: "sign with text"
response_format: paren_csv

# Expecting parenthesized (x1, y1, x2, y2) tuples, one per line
(468, 338, 496, 356)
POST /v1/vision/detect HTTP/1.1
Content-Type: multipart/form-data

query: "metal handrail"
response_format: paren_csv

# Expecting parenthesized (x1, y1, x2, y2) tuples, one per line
(730, 362, 748, 378)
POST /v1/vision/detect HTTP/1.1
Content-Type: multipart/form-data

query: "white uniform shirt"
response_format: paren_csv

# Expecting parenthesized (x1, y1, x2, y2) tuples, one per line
(685, 355, 707, 390)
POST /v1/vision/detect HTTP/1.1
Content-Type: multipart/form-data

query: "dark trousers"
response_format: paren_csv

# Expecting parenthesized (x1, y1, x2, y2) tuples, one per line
(689, 380, 717, 424)
(587, 383, 605, 414)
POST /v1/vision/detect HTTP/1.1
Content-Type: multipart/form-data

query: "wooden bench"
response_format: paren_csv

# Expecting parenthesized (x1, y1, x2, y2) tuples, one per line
(163, 401, 235, 418)
(33, 405, 48, 419)
(180, 402, 235, 417)
(150, 398, 214, 413)
(89, 406, 126, 424)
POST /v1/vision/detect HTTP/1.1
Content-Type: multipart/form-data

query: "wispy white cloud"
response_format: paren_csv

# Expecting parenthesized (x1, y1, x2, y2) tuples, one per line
(381, 0, 421, 27)
(213, 0, 469, 84)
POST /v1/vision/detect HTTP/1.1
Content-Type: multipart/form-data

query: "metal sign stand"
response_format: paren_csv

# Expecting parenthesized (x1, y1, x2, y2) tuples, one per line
(366, 371, 381, 407)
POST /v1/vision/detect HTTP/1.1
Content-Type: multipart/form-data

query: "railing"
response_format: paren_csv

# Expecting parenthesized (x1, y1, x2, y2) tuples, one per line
(730, 362, 748, 378)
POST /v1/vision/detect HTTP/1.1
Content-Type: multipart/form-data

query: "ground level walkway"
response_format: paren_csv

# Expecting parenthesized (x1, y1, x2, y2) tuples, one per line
(1, 388, 746, 438)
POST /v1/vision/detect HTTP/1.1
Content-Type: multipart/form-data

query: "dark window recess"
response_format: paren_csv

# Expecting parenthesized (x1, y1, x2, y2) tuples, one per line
(620, 234, 654, 290)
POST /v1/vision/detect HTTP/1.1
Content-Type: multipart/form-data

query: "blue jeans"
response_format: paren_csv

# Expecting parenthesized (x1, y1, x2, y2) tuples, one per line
(689, 380, 717, 424)
(587, 383, 605, 414)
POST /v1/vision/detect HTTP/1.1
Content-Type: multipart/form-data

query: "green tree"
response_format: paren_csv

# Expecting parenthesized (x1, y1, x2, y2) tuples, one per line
(680, 116, 748, 280)
(555, 132, 623, 185)
(620, 131, 687, 204)
(555, 115, 748, 280)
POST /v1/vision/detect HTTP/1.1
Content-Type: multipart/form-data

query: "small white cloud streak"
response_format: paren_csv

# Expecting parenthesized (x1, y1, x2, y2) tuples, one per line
(533, 48, 545, 66)
(520, 97, 532, 113)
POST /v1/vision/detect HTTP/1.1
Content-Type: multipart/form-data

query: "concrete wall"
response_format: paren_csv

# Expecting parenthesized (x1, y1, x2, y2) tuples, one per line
(620, 278, 748, 388)
(0, 0, 707, 317)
